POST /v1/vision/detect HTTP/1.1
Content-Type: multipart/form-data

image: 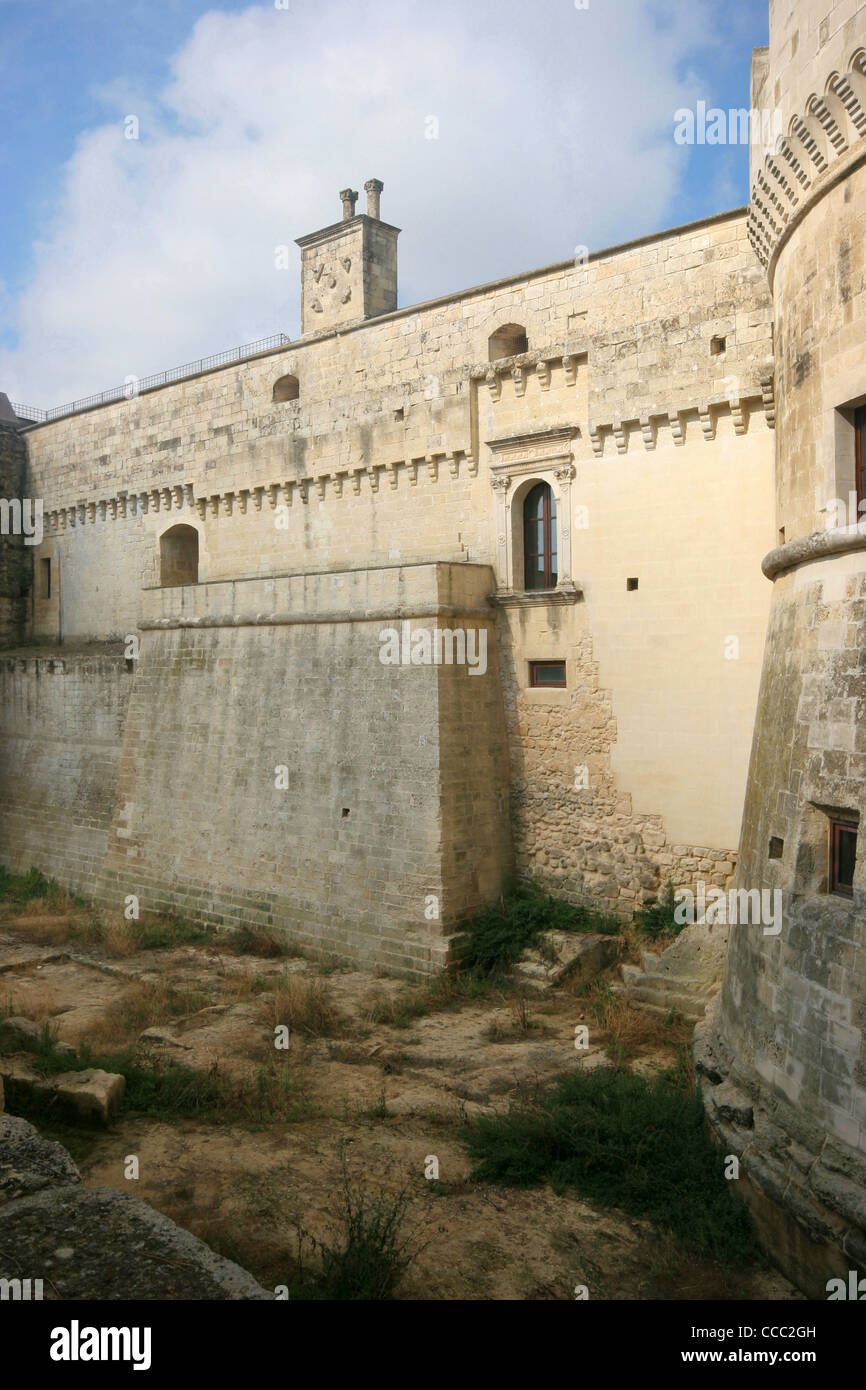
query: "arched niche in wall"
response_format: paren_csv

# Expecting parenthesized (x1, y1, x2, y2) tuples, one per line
(159, 524, 199, 587)
(488, 324, 528, 361)
(273, 374, 300, 403)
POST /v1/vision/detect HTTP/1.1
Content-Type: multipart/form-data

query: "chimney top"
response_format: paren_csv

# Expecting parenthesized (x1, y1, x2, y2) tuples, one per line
(364, 178, 384, 219)
(339, 188, 359, 221)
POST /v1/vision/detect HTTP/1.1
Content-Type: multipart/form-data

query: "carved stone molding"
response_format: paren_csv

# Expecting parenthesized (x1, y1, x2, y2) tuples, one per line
(486, 426, 579, 592)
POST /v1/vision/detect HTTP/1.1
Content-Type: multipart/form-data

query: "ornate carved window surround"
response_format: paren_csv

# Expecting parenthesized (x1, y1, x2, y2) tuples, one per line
(487, 426, 581, 602)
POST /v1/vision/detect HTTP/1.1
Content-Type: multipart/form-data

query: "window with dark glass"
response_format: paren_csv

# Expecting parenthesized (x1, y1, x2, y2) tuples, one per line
(523, 482, 557, 590)
(829, 818, 857, 897)
(529, 660, 566, 688)
(856, 407, 866, 514)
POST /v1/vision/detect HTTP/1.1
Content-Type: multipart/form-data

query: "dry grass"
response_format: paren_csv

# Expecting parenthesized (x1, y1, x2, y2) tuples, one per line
(88, 979, 217, 1047)
(259, 973, 342, 1038)
(0, 908, 99, 946)
(362, 971, 499, 1029)
(483, 991, 549, 1042)
(570, 979, 693, 1064)
(0, 984, 64, 1023)
(224, 925, 291, 958)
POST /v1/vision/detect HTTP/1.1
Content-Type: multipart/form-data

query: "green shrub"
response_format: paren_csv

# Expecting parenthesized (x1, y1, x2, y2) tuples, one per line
(635, 880, 684, 940)
(302, 1172, 422, 1300)
(459, 889, 620, 977)
(0, 865, 62, 906)
(461, 1066, 758, 1267)
(128, 916, 214, 950)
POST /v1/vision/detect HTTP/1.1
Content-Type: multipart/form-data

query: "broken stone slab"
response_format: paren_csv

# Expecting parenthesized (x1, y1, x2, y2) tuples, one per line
(0, 1061, 125, 1125)
(0, 1114, 81, 1205)
(514, 931, 619, 992)
(0, 1185, 273, 1300)
(0, 1016, 43, 1053)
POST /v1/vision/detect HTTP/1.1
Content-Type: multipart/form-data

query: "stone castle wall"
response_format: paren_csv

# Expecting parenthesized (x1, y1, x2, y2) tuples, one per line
(0, 653, 133, 895)
(702, 0, 866, 1297)
(12, 208, 776, 918)
(0, 425, 30, 647)
(0, 564, 512, 977)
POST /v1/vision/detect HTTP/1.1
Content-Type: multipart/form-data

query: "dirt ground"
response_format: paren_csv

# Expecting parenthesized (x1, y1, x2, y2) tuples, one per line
(0, 900, 801, 1301)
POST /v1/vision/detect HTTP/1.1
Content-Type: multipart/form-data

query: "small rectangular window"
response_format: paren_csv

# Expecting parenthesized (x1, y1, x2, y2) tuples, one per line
(829, 819, 857, 897)
(529, 660, 566, 688)
(40, 557, 51, 599)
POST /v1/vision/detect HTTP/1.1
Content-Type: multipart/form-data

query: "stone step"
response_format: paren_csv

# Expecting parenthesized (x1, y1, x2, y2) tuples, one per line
(620, 963, 644, 987)
(636, 971, 716, 996)
(629, 984, 711, 1021)
(629, 997, 707, 1024)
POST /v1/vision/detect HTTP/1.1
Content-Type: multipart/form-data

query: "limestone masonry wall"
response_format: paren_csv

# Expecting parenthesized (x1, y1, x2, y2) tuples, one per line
(13, 208, 776, 915)
(84, 563, 511, 977)
(0, 425, 30, 646)
(0, 654, 132, 895)
(703, 0, 866, 1298)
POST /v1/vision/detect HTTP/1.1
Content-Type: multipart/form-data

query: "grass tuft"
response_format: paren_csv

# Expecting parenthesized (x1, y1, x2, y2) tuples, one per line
(295, 1162, 424, 1300)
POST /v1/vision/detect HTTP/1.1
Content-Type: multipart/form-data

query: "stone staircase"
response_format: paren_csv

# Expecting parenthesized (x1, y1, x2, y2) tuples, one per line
(620, 921, 729, 1023)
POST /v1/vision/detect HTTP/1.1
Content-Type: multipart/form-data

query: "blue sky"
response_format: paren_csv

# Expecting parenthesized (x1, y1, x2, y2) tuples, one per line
(0, 0, 769, 405)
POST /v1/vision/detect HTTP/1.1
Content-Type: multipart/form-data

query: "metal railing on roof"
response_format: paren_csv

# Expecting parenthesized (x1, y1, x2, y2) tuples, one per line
(10, 333, 293, 424)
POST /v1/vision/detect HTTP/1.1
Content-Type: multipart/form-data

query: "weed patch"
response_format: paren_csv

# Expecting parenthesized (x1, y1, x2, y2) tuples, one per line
(635, 881, 683, 941)
(294, 1164, 425, 1299)
(461, 1066, 758, 1267)
(459, 889, 621, 977)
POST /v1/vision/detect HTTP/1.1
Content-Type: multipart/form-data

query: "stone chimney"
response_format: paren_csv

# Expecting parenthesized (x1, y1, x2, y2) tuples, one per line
(295, 180, 400, 335)
(364, 179, 384, 220)
(340, 188, 359, 222)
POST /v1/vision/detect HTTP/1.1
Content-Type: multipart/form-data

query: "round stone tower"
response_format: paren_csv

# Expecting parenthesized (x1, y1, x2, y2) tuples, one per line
(0, 404, 30, 647)
(698, 2, 866, 1296)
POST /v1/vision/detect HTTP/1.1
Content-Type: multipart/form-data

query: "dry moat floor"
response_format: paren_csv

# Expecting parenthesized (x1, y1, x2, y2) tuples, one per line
(0, 889, 801, 1301)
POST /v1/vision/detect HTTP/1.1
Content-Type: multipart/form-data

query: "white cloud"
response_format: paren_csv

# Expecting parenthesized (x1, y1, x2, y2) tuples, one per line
(2, 0, 712, 405)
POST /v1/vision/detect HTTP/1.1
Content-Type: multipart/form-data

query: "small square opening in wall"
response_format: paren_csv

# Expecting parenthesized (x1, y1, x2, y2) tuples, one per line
(768, 836, 784, 860)
(829, 818, 857, 897)
(341, 808, 351, 819)
(710, 335, 726, 356)
(626, 577, 639, 592)
(394, 407, 404, 421)
(529, 660, 566, 688)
